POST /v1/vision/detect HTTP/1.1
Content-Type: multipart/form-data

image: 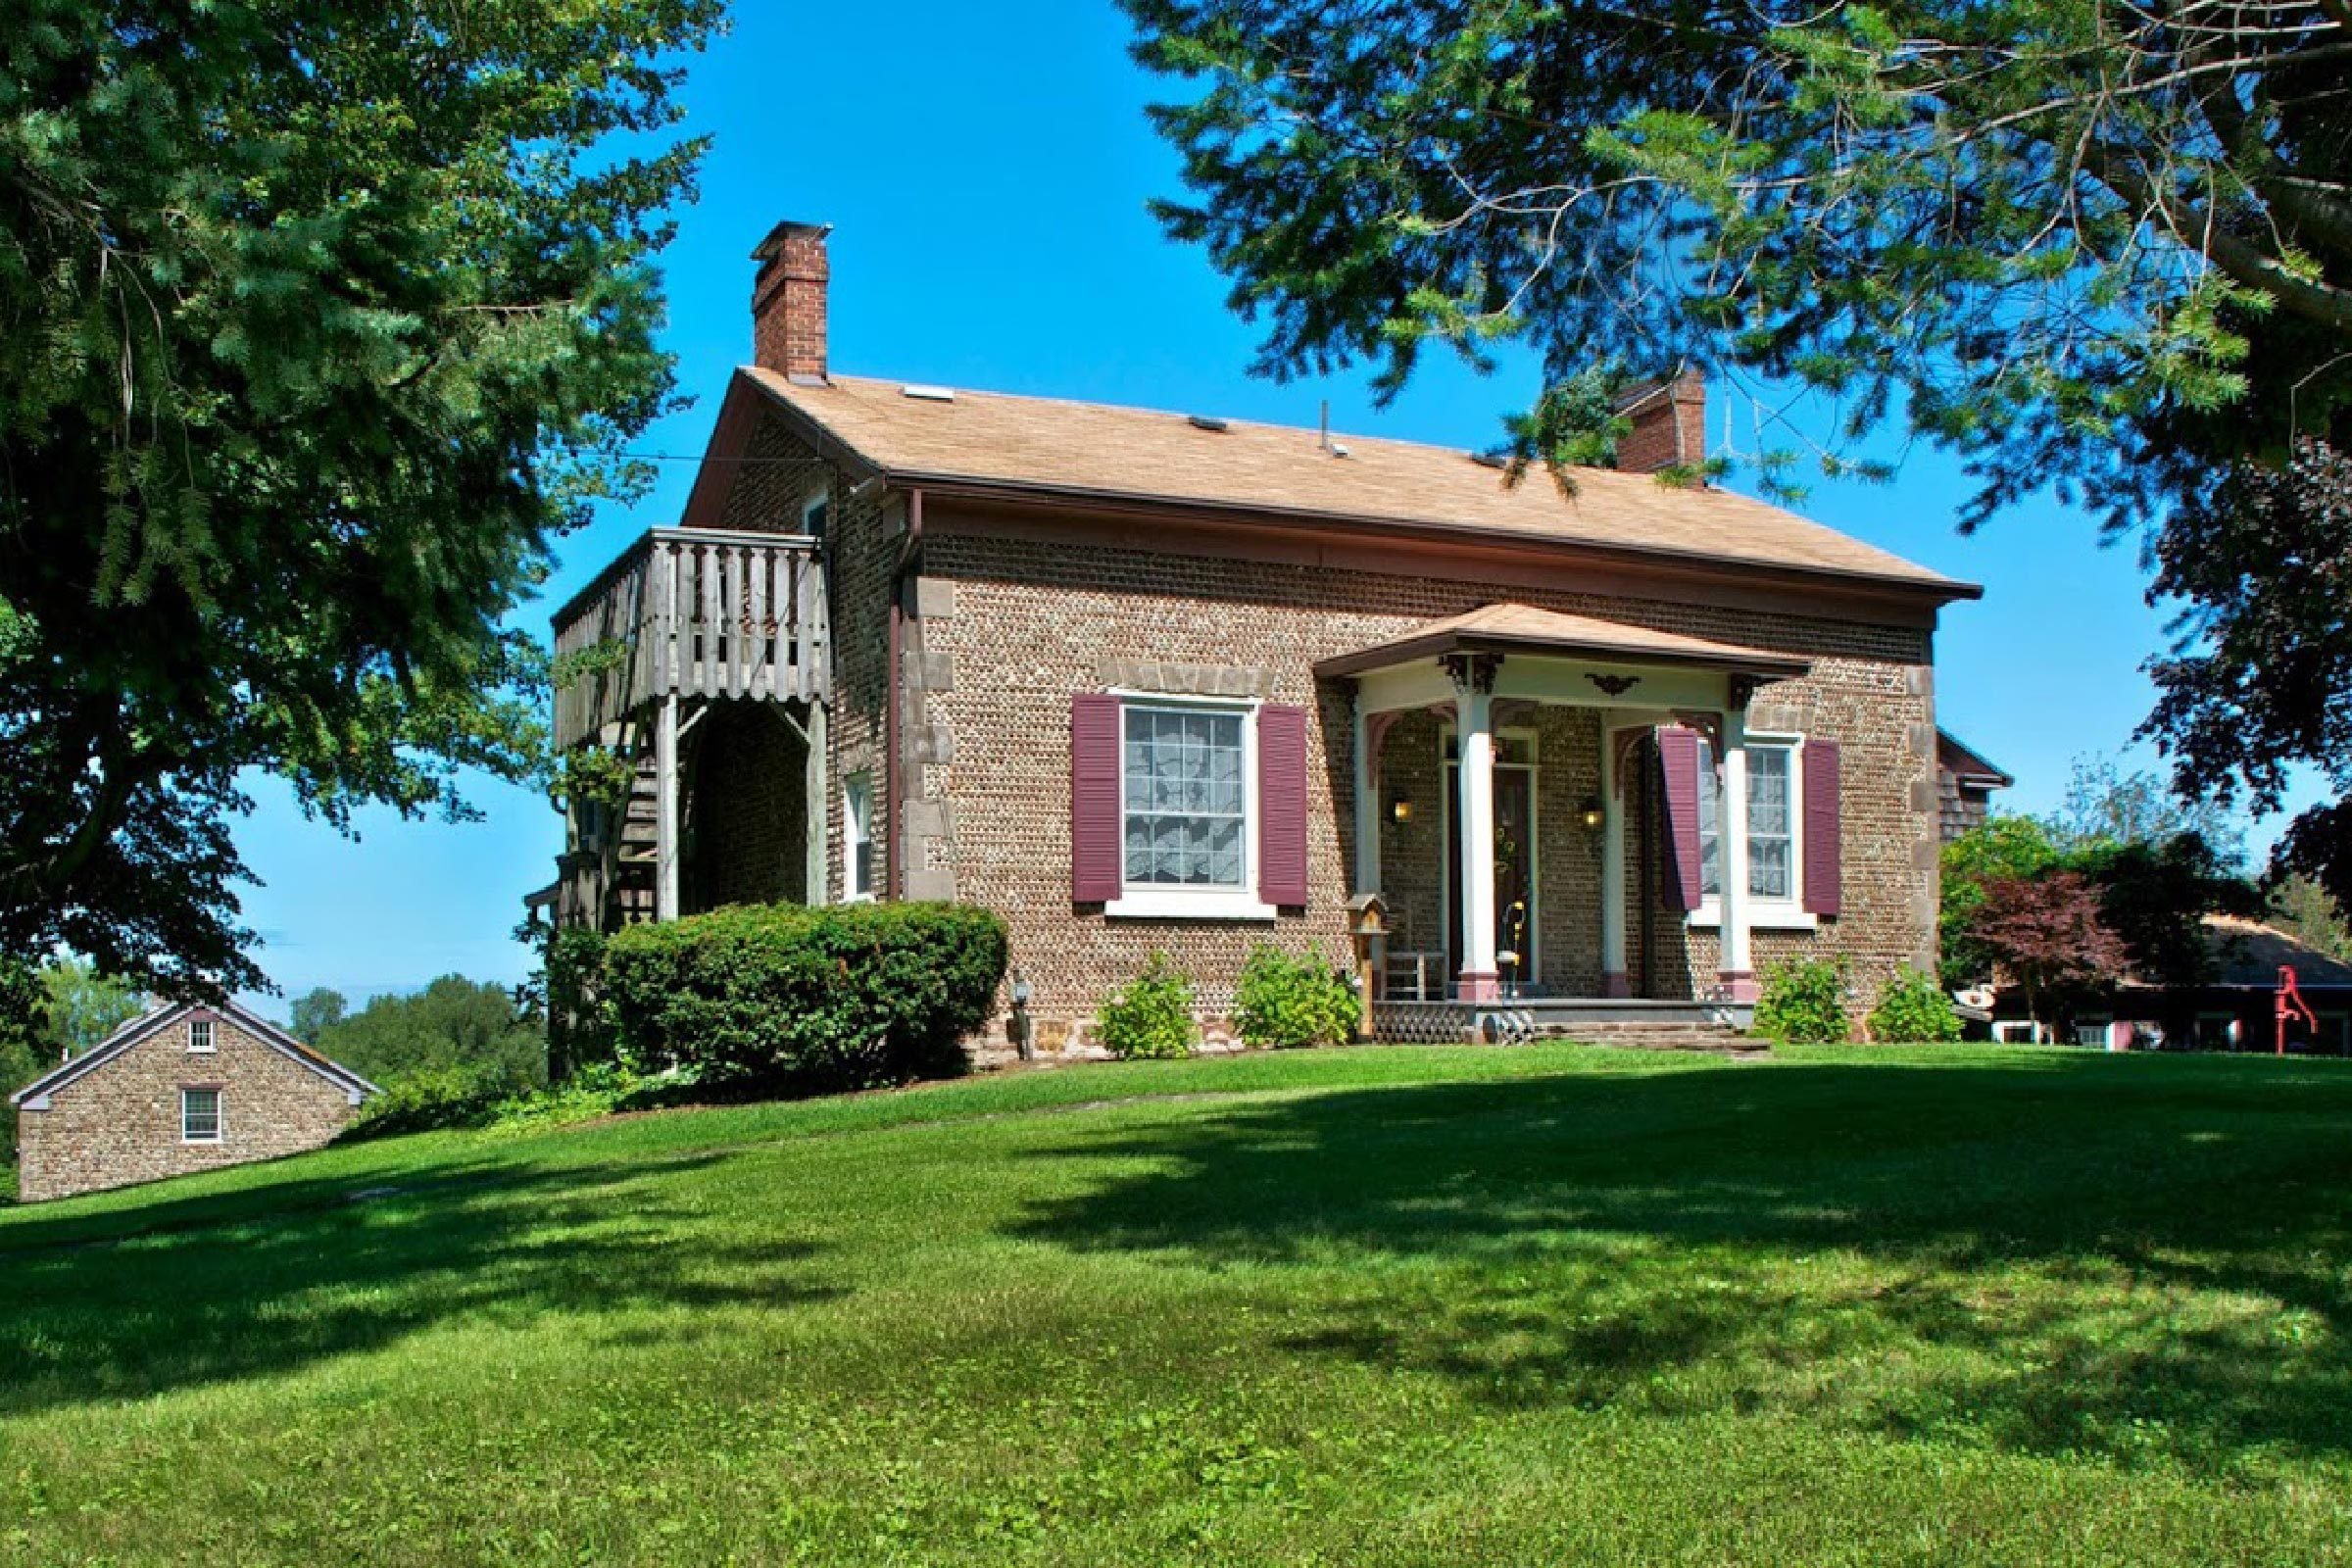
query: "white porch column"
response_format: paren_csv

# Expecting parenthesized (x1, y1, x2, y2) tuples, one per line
(1717, 707, 1758, 1003)
(654, 692, 681, 921)
(1351, 698, 1381, 897)
(1449, 655, 1501, 1001)
(1599, 726, 1632, 998)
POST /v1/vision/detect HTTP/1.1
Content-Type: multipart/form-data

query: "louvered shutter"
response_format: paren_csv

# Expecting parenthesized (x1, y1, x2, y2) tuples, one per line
(1802, 737, 1842, 917)
(1658, 726, 1704, 911)
(1256, 705, 1310, 907)
(1070, 694, 1123, 904)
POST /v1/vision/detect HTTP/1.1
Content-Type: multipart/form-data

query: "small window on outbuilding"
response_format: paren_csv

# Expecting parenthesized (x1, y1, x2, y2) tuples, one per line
(187, 1019, 215, 1054)
(181, 1087, 222, 1144)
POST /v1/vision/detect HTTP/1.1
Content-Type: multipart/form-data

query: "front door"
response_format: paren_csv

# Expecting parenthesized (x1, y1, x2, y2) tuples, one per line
(1446, 761, 1537, 994)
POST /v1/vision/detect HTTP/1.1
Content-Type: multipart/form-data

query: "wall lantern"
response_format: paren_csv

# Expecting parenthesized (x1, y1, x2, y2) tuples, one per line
(1391, 797, 1414, 824)
(1578, 797, 1606, 831)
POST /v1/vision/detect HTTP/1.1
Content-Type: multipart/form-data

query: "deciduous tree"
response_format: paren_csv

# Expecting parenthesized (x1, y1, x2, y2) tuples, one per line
(1123, 0, 2352, 895)
(1969, 872, 2132, 1039)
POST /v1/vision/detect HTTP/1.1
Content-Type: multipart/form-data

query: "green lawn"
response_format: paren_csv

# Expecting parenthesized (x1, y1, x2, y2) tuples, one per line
(4, 1044, 2350, 1566)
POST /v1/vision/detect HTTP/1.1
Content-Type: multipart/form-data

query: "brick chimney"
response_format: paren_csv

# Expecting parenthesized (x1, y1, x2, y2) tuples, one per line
(1613, 369, 1706, 475)
(751, 220, 831, 383)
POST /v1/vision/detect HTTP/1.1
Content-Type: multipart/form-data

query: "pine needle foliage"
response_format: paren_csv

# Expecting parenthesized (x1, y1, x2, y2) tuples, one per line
(0, 0, 724, 993)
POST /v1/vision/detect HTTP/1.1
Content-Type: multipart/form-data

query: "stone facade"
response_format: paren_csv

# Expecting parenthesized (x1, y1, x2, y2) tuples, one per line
(659, 402, 1951, 1054)
(14, 1009, 368, 1203)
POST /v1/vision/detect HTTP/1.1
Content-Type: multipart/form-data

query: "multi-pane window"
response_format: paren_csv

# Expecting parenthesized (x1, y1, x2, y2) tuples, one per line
(181, 1087, 221, 1144)
(844, 774, 875, 901)
(187, 1019, 215, 1054)
(1698, 740, 1797, 902)
(1746, 746, 1793, 900)
(1122, 705, 1247, 888)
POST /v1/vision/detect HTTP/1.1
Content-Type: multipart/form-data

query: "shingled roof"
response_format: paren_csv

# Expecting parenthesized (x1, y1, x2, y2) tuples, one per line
(1315, 603, 1813, 678)
(738, 369, 1977, 599)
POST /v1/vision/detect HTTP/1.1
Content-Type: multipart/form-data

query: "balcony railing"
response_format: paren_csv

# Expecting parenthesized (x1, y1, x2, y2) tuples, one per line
(552, 526, 828, 750)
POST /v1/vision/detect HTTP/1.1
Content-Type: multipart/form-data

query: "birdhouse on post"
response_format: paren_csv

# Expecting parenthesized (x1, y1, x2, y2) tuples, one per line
(1348, 893, 1389, 1042)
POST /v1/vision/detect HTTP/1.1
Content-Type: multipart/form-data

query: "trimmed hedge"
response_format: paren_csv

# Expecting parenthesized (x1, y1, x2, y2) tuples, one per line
(601, 903, 1008, 1092)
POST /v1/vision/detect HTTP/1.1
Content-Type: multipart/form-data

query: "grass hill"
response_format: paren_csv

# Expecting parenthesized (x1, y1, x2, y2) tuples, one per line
(3, 1044, 2349, 1565)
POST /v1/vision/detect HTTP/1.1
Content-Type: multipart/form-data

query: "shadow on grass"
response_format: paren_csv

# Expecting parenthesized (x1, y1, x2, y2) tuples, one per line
(0, 1151, 839, 1416)
(1012, 1053, 2352, 1468)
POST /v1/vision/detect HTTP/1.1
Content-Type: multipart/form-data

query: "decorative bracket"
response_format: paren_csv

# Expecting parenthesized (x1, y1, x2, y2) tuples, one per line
(1728, 672, 1767, 711)
(1440, 651, 1501, 696)
(1670, 710, 1726, 760)
(1587, 672, 1642, 698)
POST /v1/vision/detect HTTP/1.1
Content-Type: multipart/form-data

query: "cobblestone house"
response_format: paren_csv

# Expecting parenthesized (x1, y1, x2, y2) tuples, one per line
(551, 220, 1993, 1054)
(10, 1001, 376, 1203)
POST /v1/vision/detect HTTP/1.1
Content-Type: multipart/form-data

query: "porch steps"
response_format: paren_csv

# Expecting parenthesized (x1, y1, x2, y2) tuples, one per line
(1556, 1020, 1759, 1054)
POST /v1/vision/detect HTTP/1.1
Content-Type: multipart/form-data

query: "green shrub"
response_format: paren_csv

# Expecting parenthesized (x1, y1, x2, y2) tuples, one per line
(1753, 956, 1850, 1045)
(1868, 966, 1964, 1044)
(545, 925, 613, 1077)
(602, 903, 1007, 1093)
(1097, 954, 1198, 1059)
(1233, 944, 1358, 1050)
(342, 1062, 514, 1140)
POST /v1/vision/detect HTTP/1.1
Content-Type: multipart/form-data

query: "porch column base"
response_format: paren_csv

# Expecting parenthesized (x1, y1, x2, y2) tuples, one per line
(1602, 970, 1634, 999)
(1718, 969, 1760, 1004)
(1456, 970, 1503, 1003)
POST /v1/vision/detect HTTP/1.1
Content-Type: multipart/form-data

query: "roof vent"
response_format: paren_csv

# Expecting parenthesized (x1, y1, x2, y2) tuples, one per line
(1470, 450, 1510, 470)
(1187, 415, 1231, 432)
(901, 383, 956, 403)
(1329, 441, 1352, 459)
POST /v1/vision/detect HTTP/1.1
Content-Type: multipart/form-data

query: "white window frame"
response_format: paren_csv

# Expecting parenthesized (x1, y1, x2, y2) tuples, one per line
(1689, 732, 1818, 932)
(843, 772, 876, 904)
(186, 1018, 215, 1054)
(1106, 693, 1275, 922)
(181, 1087, 222, 1145)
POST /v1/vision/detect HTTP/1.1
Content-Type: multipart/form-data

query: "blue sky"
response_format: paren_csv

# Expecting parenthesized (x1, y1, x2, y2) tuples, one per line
(232, 1, 2294, 1004)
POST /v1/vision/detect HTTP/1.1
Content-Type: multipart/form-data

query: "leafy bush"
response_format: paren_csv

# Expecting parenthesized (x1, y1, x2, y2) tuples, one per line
(602, 903, 1007, 1093)
(1233, 944, 1358, 1050)
(1753, 956, 1850, 1045)
(342, 1062, 515, 1140)
(1097, 954, 1198, 1059)
(1868, 966, 1964, 1044)
(544, 925, 613, 1077)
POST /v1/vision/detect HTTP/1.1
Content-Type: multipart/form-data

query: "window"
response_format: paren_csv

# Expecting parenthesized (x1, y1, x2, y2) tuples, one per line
(802, 491, 830, 545)
(187, 1019, 215, 1054)
(844, 773, 875, 902)
(1122, 704, 1248, 890)
(1697, 739, 1797, 902)
(181, 1088, 221, 1144)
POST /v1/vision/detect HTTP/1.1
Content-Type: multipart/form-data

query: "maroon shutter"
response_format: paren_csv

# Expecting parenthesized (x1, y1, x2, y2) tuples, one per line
(1657, 726, 1703, 911)
(1071, 694, 1123, 904)
(1803, 737, 1842, 917)
(1257, 704, 1310, 907)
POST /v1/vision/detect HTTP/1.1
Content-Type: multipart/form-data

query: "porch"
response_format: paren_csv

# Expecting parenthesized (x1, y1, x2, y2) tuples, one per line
(1320, 604, 1815, 1033)
(550, 525, 830, 931)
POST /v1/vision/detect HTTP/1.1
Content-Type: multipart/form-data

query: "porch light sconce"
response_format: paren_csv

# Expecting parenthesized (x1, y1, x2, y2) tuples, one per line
(1578, 797, 1606, 832)
(1391, 797, 1414, 824)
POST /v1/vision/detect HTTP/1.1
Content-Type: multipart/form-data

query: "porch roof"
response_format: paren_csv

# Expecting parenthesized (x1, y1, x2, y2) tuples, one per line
(1313, 603, 1813, 680)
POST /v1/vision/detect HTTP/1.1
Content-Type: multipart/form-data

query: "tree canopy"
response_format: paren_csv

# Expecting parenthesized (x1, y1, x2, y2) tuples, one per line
(313, 976, 545, 1093)
(1124, 1, 2352, 895)
(0, 0, 724, 995)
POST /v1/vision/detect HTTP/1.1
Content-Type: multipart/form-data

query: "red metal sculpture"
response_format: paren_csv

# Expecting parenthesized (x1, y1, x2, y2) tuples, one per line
(2277, 965, 2319, 1056)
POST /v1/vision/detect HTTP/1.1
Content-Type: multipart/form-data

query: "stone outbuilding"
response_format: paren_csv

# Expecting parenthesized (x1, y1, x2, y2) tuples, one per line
(9, 999, 376, 1204)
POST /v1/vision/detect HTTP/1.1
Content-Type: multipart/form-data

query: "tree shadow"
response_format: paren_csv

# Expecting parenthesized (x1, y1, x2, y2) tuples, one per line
(0, 1151, 840, 1416)
(1010, 1054, 2352, 1469)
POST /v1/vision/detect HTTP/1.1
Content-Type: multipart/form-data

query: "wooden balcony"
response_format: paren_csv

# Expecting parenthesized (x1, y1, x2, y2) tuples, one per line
(552, 526, 829, 751)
